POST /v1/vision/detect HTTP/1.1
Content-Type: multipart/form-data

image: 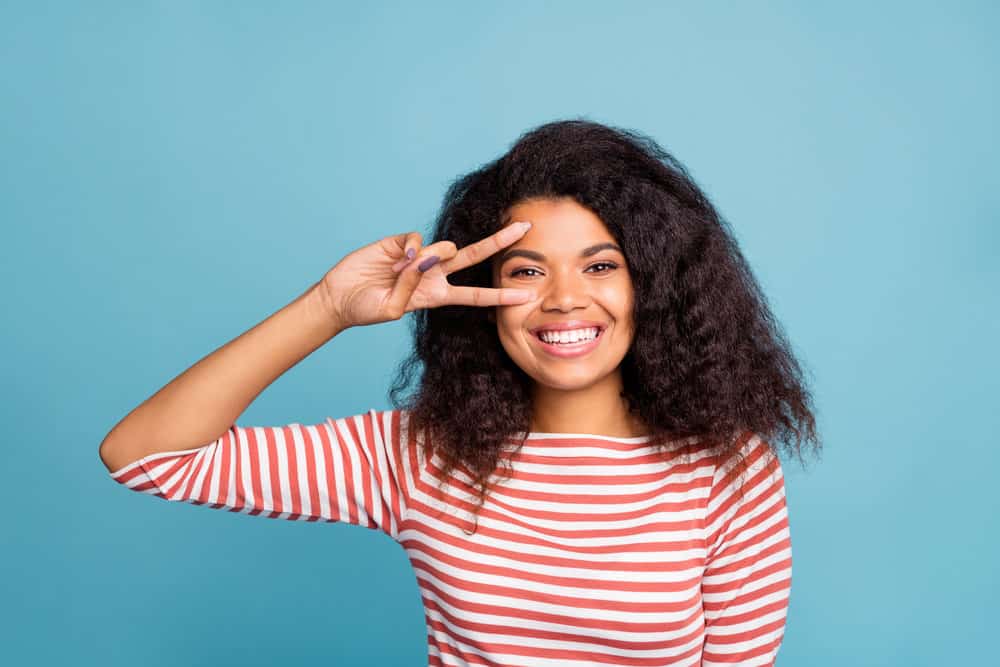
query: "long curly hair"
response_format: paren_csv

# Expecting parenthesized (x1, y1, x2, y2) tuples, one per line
(389, 118, 820, 530)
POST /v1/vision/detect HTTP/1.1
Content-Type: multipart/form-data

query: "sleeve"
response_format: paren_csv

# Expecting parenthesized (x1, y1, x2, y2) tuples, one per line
(107, 408, 413, 542)
(700, 432, 793, 666)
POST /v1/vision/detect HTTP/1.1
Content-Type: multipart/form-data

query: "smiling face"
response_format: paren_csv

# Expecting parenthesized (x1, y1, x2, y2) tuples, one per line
(490, 197, 636, 393)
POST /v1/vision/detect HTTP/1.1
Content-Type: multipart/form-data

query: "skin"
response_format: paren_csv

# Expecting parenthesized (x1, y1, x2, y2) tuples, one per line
(490, 197, 650, 437)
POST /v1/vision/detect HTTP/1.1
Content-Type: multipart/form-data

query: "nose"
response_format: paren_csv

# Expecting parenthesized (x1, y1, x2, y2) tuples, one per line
(539, 268, 592, 313)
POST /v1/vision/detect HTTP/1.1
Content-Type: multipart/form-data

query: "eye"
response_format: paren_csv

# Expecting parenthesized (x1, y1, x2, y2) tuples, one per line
(587, 261, 619, 274)
(510, 262, 618, 278)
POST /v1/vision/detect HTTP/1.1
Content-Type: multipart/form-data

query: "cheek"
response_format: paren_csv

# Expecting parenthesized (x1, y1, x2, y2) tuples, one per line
(496, 308, 527, 337)
(596, 281, 634, 314)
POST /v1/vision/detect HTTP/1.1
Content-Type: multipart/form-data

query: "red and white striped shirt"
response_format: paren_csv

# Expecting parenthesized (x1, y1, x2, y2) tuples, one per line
(109, 408, 792, 666)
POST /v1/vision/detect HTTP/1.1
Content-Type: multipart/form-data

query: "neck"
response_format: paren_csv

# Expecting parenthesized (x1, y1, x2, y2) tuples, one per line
(529, 369, 648, 437)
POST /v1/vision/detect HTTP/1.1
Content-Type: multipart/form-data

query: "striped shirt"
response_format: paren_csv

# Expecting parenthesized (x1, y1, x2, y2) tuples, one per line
(108, 408, 792, 666)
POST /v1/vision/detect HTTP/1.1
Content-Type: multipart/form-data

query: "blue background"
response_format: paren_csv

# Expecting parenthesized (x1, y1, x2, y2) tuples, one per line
(3, 2, 997, 665)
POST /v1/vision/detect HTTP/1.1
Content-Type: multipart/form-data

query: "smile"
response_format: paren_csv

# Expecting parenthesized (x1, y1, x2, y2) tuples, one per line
(537, 326, 600, 343)
(532, 326, 605, 358)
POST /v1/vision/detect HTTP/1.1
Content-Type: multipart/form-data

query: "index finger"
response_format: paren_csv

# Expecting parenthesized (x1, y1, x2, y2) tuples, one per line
(440, 221, 532, 274)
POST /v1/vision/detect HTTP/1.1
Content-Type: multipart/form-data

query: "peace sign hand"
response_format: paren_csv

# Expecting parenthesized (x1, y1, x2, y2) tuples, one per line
(320, 221, 535, 329)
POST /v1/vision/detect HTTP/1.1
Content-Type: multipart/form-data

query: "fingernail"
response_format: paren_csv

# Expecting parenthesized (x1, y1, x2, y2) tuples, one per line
(517, 221, 532, 232)
(417, 255, 440, 272)
(406, 247, 416, 259)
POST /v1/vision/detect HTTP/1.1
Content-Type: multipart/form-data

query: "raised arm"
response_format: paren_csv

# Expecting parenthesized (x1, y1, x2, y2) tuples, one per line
(99, 222, 534, 473)
(98, 280, 342, 473)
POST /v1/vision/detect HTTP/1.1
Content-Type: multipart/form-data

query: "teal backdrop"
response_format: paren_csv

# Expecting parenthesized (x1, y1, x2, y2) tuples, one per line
(2, 2, 996, 665)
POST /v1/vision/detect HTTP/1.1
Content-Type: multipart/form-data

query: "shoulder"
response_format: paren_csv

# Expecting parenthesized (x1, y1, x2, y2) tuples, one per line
(705, 430, 784, 498)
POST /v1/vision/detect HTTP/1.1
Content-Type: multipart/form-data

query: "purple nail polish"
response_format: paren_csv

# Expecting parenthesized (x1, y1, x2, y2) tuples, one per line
(406, 248, 416, 260)
(417, 255, 440, 272)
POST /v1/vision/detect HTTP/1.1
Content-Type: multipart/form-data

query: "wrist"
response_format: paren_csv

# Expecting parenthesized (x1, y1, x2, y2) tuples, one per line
(306, 280, 347, 338)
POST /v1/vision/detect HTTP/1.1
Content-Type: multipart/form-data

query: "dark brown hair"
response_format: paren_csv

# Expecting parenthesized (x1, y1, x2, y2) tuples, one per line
(389, 118, 820, 530)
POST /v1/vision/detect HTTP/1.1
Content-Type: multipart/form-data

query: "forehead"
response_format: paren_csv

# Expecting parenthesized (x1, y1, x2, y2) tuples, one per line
(501, 197, 615, 242)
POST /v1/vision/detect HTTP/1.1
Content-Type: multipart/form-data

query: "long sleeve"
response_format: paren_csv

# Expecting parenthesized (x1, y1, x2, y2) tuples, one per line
(107, 408, 412, 542)
(701, 433, 793, 666)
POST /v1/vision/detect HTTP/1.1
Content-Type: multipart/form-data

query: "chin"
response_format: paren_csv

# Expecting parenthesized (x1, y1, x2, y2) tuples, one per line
(528, 366, 616, 392)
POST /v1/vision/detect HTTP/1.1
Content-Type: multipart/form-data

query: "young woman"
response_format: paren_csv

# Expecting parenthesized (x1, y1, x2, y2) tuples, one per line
(100, 119, 819, 666)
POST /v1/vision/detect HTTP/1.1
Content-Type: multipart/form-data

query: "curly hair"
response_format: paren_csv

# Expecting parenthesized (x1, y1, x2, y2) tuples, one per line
(388, 118, 820, 531)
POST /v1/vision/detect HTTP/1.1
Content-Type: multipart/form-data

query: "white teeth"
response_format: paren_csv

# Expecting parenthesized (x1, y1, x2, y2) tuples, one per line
(538, 327, 600, 344)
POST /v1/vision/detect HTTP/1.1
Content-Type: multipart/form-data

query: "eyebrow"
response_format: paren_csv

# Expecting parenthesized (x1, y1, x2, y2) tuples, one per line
(497, 242, 625, 266)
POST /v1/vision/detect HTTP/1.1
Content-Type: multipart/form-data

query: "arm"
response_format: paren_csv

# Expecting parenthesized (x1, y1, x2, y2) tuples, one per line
(98, 280, 341, 473)
(99, 225, 528, 536)
(98, 279, 412, 539)
(98, 221, 534, 472)
(701, 434, 793, 666)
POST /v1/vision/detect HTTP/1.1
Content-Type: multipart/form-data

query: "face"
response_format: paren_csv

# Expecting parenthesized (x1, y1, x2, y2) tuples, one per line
(490, 197, 636, 392)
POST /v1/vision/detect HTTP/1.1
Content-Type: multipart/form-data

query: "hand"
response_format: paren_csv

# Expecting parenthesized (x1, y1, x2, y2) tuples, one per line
(319, 221, 535, 329)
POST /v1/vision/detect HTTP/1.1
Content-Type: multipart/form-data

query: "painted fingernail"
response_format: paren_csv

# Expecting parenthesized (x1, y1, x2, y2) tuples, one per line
(417, 255, 440, 272)
(406, 247, 416, 259)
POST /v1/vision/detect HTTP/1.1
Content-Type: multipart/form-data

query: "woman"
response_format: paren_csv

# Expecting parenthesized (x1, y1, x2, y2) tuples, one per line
(101, 119, 819, 666)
